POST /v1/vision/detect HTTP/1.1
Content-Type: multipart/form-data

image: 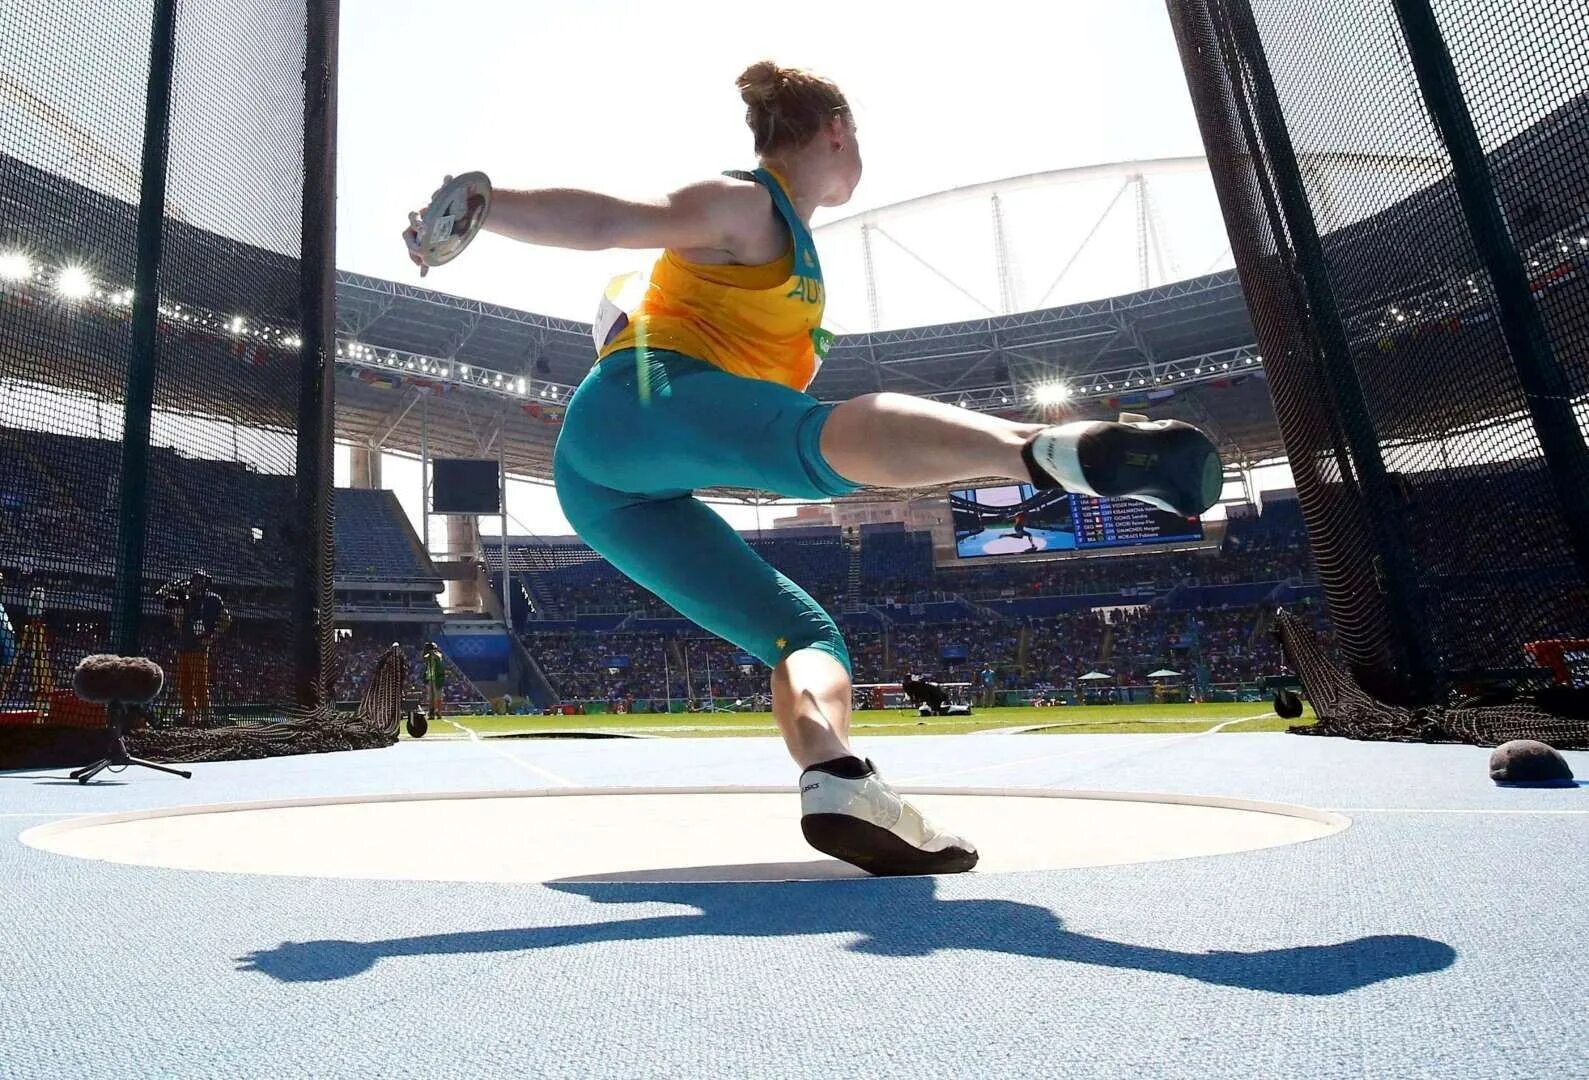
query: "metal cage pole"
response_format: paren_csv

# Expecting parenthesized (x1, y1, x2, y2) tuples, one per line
(419, 394, 431, 554)
(111, 0, 178, 656)
(291, 0, 340, 708)
(499, 442, 510, 632)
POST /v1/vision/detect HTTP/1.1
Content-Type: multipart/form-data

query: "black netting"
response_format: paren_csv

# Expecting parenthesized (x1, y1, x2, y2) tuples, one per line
(1277, 609, 1588, 749)
(149, 0, 312, 714)
(129, 642, 405, 763)
(1, 3, 148, 710)
(1168, 0, 1589, 739)
(2, 1, 389, 766)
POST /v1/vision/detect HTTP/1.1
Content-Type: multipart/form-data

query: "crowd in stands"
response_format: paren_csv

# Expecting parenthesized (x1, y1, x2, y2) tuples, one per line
(1020, 612, 1110, 687)
(513, 533, 858, 617)
(520, 627, 909, 706)
(530, 631, 679, 702)
(509, 514, 1318, 621)
(4, 532, 1324, 721)
(11, 376, 1588, 720)
(944, 542, 1313, 601)
(518, 603, 1315, 706)
(1, 424, 460, 716)
(499, 508, 1328, 704)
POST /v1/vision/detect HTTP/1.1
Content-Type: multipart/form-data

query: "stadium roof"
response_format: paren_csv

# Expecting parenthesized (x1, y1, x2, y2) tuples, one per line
(806, 153, 1451, 333)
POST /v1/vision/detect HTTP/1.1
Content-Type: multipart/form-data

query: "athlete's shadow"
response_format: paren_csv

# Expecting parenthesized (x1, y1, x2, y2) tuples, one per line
(238, 875, 1455, 993)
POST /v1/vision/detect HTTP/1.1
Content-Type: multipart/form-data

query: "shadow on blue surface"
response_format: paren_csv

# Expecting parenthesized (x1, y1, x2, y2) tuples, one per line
(238, 877, 1454, 994)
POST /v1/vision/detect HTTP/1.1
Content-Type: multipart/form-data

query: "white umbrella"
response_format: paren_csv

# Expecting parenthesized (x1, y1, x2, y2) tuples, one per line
(1147, 669, 1182, 679)
(1078, 671, 1113, 681)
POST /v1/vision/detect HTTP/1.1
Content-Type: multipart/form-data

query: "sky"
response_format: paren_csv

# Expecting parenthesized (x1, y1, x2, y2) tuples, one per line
(334, 0, 1211, 322)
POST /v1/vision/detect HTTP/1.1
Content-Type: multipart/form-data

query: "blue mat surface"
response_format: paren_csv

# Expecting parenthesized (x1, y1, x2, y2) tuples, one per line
(2, 731, 1586, 1079)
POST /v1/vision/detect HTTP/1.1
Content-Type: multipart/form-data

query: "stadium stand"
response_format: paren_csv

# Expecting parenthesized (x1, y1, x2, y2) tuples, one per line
(0, 425, 478, 713)
(334, 488, 434, 580)
(1, 414, 1357, 717)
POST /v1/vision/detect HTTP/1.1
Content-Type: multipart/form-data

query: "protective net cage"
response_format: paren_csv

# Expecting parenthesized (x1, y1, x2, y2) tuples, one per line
(1167, 0, 1589, 744)
(1277, 609, 1588, 748)
(1, 0, 398, 764)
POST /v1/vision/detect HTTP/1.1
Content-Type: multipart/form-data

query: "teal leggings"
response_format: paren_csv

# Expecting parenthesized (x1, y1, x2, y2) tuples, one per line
(552, 349, 862, 672)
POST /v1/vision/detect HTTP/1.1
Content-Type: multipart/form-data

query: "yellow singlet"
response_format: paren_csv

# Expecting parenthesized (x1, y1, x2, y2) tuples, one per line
(596, 167, 834, 392)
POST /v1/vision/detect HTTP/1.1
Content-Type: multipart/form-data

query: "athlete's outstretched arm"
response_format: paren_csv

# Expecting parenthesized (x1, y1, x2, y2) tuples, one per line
(480, 179, 763, 252)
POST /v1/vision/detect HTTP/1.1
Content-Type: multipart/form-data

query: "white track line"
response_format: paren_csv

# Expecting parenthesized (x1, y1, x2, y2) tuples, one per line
(894, 715, 1264, 784)
(977, 713, 1279, 736)
(437, 717, 576, 787)
(1333, 806, 1589, 815)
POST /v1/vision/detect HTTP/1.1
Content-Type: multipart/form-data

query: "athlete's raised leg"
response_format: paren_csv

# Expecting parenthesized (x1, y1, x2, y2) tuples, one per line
(819, 392, 1042, 487)
(821, 391, 1224, 517)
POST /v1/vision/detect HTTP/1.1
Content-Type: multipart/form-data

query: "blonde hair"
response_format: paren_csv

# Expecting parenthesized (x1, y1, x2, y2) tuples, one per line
(736, 60, 851, 156)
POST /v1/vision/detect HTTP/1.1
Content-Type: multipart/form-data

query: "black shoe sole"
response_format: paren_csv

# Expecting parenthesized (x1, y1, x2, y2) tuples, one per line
(801, 814, 979, 877)
(1076, 420, 1222, 516)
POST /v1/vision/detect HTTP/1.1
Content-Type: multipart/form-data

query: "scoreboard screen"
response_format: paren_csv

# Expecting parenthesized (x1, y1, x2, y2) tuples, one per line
(949, 483, 1202, 559)
(430, 458, 502, 515)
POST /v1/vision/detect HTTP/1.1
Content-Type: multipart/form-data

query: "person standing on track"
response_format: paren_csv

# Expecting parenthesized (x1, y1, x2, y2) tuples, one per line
(421, 641, 446, 720)
(172, 570, 229, 722)
(0, 570, 15, 672)
(404, 61, 1222, 875)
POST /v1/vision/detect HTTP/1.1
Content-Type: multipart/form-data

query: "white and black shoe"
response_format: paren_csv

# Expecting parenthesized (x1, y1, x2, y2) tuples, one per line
(799, 757, 978, 876)
(1023, 416, 1222, 516)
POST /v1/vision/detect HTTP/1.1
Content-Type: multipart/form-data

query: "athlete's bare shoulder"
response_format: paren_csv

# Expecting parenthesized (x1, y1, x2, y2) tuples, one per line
(672, 175, 785, 266)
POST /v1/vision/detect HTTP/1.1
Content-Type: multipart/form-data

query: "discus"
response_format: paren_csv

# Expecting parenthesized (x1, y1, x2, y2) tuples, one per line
(407, 171, 492, 277)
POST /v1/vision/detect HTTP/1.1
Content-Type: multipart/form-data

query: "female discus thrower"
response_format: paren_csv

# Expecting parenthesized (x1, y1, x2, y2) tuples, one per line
(404, 62, 1222, 875)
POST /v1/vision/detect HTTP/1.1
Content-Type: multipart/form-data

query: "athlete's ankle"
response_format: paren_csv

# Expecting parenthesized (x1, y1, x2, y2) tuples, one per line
(795, 743, 859, 772)
(803, 754, 872, 779)
(1021, 436, 1062, 490)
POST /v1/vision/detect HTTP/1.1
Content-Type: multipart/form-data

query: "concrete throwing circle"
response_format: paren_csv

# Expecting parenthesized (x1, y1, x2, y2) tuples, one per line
(21, 787, 1348, 883)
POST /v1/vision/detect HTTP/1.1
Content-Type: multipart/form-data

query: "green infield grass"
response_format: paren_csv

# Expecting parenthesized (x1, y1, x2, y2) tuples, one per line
(408, 701, 1317, 740)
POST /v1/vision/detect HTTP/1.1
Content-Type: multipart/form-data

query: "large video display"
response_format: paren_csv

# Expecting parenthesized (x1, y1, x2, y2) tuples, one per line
(949, 484, 1203, 559)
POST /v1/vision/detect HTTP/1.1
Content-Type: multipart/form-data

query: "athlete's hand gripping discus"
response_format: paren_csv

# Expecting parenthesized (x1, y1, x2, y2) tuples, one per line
(403, 172, 492, 277)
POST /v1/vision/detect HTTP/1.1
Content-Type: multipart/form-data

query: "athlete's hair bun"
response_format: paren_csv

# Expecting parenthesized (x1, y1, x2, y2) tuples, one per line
(736, 60, 784, 109)
(735, 60, 850, 157)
